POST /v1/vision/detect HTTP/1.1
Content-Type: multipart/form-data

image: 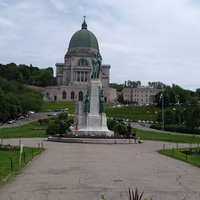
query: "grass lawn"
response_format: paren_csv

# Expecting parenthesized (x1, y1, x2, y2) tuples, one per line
(1, 118, 200, 145)
(105, 105, 185, 121)
(0, 121, 48, 138)
(0, 146, 44, 184)
(41, 102, 185, 122)
(159, 147, 200, 168)
(40, 101, 75, 113)
(135, 129, 200, 144)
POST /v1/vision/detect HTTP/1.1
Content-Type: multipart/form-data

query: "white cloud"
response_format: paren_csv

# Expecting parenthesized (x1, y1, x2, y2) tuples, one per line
(1, 0, 200, 91)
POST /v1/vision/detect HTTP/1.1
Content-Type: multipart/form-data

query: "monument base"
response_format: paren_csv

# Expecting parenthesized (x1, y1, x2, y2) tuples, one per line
(76, 112, 114, 137)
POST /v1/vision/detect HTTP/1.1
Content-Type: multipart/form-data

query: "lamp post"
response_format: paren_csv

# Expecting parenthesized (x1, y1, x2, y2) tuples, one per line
(162, 91, 164, 132)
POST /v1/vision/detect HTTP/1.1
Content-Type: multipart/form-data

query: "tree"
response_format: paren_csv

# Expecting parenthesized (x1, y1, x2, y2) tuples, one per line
(184, 97, 200, 133)
(117, 95, 125, 104)
(109, 83, 124, 92)
(148, 81, 164, 89)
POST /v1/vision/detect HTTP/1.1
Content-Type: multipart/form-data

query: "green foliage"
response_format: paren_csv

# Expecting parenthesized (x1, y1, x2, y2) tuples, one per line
(46, 124, 60, 135)
(105, 105, 161, 121)
(0, 77, 44, 122)
(0, 63, 56, 87)
(0, 146, 44, 184)
(159, 147, 200, 168)
(107, 119, 118, 130)
(136, 128, 200, 143)
(112, 124, 127, 136)
(0, 122, 47, 138)
(150, 124, 200, 135)
(54, 119, 61, 125)
(38, 119, 49, 126)
(101, 188, 151, 200)
(184, 97, 200, 133)
(128, 188, 144, 200)
(117, 95, 125, 104)
(40, 101, 75, 113)
(109, 83, 124, 92)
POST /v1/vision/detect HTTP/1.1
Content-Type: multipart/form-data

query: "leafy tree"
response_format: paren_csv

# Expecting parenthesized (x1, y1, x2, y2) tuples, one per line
(109, 83, 124, 92)
(124, 80, 141, 88)
(184, 97, 200, 133)
(148, 81, 164, 89)
(117, 95, 125, 104)
(0, 95, 10, 122)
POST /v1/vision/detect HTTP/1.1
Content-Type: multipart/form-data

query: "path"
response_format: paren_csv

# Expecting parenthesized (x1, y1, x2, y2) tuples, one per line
(0, 138, 200, 200)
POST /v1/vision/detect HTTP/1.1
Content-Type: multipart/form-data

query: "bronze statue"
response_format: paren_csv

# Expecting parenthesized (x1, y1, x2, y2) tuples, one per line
(91, 54, 101, 79)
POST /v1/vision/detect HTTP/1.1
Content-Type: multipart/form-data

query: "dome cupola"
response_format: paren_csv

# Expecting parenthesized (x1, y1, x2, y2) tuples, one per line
(68, 17, 99, 50)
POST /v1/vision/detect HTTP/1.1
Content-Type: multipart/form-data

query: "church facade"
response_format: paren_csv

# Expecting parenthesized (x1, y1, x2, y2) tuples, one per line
(44, 19, 116, 102)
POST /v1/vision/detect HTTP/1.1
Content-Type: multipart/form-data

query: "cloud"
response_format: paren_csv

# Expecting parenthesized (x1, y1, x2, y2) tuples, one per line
(50, 0, 69, 13)
(1, 0, 200, 91)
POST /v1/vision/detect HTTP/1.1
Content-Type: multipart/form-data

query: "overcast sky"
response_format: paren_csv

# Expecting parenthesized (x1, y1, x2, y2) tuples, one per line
(1, 0, 200, 91)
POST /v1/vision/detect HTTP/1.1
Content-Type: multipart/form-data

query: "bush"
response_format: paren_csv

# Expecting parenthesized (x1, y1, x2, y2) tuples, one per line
(150, 124, 200, 135)
(112, 124, 127, 136)
(46, 124, 60, 135)
(38, 118, 49, 126)
(54, 119, 61, 125)
(107, 119, 118, 130)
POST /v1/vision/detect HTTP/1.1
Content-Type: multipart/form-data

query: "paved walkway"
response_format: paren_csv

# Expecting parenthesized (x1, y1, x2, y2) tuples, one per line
(0, 138, 200, 200)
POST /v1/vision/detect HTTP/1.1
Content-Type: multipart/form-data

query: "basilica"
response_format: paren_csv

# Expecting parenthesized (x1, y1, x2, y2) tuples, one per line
(44, 18, 116, 103)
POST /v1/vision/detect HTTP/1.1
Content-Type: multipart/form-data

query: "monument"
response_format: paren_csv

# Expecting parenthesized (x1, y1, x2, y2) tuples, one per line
(75, 54, 114, 137)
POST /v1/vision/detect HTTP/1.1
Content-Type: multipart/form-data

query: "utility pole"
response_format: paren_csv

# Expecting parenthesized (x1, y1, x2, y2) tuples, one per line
(162, 90, 164, 132)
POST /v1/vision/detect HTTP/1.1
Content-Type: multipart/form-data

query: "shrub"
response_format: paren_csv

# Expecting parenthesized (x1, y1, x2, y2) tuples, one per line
(38, 118, 49, 126)
(107, 119, 118, 130)
(46, 124, 60, 135)
(112, 124, 127, 136)
(150, 124, 200, 135)
(54, 119, 61, 125)
(68, 118, 74, 124)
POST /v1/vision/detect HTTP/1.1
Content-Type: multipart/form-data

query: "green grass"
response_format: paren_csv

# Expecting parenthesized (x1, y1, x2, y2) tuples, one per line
(40, 102, 185, 122)
(105, 105, 185, 121)
(0, 121, 48, 138)
(40, 101, 75, 113)
(0, 146, 44, 184)
(135, 128, 200, 143)
(159, 147, 200, 168)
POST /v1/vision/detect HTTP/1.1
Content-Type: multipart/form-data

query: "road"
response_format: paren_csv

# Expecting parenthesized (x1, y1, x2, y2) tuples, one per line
(0, 138, 200, 200)
(0, 112, 57, 128)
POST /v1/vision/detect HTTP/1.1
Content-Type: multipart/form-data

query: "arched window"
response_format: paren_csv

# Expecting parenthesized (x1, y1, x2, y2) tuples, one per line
(71, 91, 75, 100)
(77, 59, 88, 67)
(79, 91, 83, 101)
(62, 91, 66, 99)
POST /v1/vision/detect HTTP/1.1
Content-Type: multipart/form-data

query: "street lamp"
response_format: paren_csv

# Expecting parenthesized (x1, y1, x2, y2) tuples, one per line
(161, 90, 164, 132)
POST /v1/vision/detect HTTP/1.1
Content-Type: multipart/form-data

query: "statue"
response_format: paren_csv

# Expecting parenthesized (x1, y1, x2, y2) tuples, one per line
(100, 94, 105, 113)
(99, 87, 105, 113)
(84, 89, 90, 113)
(91, 54, 101, 79)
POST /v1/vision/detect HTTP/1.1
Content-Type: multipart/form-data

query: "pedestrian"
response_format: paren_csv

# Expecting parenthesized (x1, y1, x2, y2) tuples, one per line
(69, 125, 73, 133)
(75, 125, 78, 131)
(127, 123, 132, 138)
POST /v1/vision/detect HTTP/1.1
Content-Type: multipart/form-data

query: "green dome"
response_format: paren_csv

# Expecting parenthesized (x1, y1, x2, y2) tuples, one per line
(68, 20, 99, 50)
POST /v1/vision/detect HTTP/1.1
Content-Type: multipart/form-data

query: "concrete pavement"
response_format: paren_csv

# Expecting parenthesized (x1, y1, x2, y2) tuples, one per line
(0, 138, 200, 200)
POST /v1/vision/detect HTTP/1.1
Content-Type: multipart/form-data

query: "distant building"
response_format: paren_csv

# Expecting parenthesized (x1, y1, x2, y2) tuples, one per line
(44, 18, 116, 102)
(44, 18, 161, 105)
(121, 87, 162, 105)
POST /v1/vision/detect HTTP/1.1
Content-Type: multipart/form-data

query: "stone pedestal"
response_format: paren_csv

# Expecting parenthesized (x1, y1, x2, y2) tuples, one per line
(75, 80, 114, 137)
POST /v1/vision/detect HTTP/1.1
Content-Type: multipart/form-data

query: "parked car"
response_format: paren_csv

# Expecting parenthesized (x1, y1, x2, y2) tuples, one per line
(7, 119, 15, 124)
(19, 115, 25, 119)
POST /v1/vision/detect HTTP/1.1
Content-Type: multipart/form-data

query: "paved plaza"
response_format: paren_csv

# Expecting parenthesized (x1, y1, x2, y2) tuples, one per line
(0, 138, 200, 200)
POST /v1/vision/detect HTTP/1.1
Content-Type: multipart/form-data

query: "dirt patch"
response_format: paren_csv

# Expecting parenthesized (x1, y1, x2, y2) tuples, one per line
(0, 145, 20, 151)
(182, 149, 200, 155)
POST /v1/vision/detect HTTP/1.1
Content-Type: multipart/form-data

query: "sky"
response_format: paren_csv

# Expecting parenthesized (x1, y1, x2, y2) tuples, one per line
(1, 0, 200, 91)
